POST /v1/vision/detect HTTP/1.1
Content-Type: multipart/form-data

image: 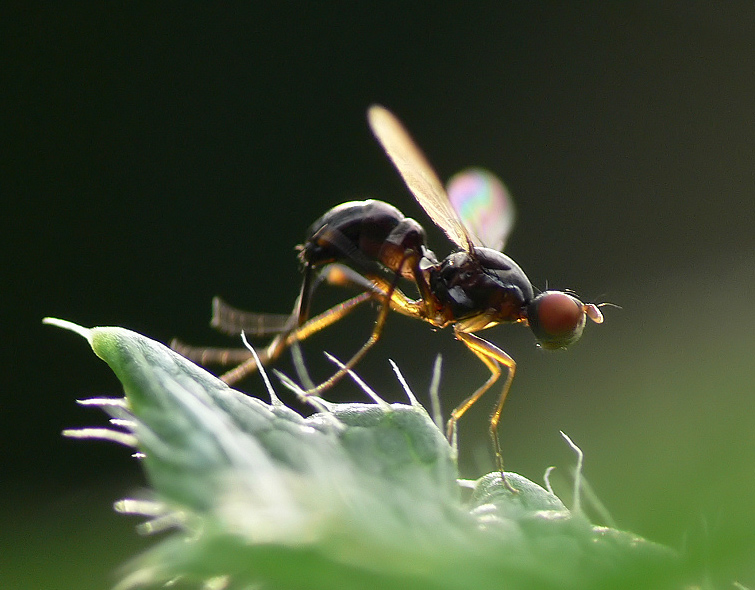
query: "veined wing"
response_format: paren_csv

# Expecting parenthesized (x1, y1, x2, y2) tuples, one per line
(368, 105, 474, 250)
(211, 296, 294, 336)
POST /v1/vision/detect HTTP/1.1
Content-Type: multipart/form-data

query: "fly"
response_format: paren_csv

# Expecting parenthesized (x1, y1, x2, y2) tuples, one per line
(172, 105, 604, 491)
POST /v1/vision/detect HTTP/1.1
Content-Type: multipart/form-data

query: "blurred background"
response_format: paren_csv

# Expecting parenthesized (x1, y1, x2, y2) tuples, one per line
(4, 4, 754, 588)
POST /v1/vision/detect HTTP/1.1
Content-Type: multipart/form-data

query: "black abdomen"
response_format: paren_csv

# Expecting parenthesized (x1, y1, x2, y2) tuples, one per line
(300, 199, 430, 276)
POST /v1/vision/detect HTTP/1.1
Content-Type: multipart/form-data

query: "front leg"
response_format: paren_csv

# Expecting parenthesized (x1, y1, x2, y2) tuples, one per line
(449, 329, 518, 493)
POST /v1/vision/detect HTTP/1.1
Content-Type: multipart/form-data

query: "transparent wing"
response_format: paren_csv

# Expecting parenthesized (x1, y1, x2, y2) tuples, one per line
(367, 105, 474, 250)
(211, 296, 294, 336)
(446, 168, 515, 252)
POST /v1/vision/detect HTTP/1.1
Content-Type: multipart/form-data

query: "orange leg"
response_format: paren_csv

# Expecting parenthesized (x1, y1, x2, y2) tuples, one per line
(299, 253, 431, 396)
(173, 258, 430, 384)
(322, 262, 430, 321)
(218, 290, 374, 384)
(450, 330, 518, 493)
(170, 296, 296, 365)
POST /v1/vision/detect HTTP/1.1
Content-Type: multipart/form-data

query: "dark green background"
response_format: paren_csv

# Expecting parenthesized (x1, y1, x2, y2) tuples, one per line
(4, 4, 754, 588)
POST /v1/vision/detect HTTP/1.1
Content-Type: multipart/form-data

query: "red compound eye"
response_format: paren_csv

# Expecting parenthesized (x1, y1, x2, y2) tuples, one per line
(526, 291, 587, 350)
(537, 292, 582, 335)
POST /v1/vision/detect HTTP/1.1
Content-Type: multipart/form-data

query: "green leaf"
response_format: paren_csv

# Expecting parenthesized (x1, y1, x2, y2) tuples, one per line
(46, 318, 685, 590)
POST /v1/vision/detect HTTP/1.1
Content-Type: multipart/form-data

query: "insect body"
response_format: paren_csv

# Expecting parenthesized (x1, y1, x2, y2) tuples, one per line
(300, 199, 430, 277)
(295, 199, 437, 324)
(172, 106, 604, 490)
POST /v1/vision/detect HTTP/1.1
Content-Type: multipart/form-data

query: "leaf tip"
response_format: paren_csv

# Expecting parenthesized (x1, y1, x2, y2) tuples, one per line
(43, 317, 93, 342)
